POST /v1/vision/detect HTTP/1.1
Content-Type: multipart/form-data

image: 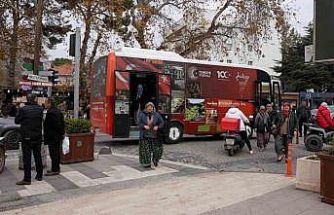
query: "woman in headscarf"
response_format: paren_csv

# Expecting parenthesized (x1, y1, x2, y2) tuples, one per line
(138, 102, 165, 168)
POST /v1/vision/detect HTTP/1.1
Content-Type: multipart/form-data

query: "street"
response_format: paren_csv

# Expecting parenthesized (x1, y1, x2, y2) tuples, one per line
(1, 135, 327, 215)
(102, 136, 312, 174)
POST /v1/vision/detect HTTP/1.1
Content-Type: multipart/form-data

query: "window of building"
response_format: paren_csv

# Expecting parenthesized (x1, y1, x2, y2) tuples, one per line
(248, 61, 253, 65)
(248, 45, 253, 52)
(227, 59, 232, 63)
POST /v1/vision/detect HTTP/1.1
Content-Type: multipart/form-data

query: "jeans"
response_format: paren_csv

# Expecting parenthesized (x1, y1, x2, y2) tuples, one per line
(240, 130, 252, 151)
(298, 119, 308, 137)
(275, 135, 292, 157)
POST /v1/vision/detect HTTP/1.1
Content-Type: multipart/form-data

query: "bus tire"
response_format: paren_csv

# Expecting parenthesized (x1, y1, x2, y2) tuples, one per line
(165, 122, 183, 144)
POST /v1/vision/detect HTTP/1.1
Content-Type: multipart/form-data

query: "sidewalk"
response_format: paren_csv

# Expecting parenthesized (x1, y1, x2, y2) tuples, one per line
(0, 150, 209, 212)
(2, 171, 333, 215)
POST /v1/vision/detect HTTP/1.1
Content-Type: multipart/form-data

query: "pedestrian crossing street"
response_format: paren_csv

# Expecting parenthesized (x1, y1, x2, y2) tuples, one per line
(14, 165, 178, 197)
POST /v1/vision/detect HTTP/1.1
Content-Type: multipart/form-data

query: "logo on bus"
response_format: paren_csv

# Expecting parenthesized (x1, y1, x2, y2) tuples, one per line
(217, 71, 231, 80)
(188, 67, 212, 80)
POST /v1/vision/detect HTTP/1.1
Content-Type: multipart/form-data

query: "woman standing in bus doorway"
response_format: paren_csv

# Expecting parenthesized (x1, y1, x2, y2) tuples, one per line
(138, 102, 165, 168)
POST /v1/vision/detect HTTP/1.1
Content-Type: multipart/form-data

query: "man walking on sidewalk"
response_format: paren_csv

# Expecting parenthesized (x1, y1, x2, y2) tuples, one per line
(272, 102, 297, 162)
(15, 94, 44, 185)
(44, 98, 65, 176)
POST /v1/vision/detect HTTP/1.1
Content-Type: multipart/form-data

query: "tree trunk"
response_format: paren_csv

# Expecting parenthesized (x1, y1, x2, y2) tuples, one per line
(33, 0, 44, 75)
(79, 16, 92, 93)
(87, 32, 102, 94)
(8, 0, 20, 89)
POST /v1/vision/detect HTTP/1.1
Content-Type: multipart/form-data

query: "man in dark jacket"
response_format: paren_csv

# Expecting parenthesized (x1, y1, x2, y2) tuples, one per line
(272, 102, 297, 162)
(44, 98, 65, 176)
(297, 100, 310, 137)
(15, 94, 44, 185)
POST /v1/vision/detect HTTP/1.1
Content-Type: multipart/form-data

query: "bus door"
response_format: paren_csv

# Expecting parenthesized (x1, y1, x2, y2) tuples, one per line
(113, 70, 131, 138)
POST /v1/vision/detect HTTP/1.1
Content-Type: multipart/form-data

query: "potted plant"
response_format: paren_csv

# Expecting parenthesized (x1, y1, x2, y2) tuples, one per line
(318, 140, 334, 205)
(296, 155, 320, 193)
(60, 118, 95, 164)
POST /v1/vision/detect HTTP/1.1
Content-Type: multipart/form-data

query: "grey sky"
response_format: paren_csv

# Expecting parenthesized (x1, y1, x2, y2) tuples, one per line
(46, 0, 315, 60)
(290, 0, 313, 34)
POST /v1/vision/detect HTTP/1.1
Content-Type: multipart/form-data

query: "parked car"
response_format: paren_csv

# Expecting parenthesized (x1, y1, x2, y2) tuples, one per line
(0, 117, 21, 150)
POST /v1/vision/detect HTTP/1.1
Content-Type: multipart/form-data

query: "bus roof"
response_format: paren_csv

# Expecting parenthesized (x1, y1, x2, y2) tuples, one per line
(114, 47, 280, 77)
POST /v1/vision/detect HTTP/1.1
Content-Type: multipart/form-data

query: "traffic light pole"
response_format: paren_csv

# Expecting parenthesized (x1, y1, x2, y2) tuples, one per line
(74, 27, 81, 119)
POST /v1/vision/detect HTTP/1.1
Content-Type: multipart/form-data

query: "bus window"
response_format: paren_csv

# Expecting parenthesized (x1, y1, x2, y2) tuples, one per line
(256, 81, 271, 106)
(168, 64, 185, 113)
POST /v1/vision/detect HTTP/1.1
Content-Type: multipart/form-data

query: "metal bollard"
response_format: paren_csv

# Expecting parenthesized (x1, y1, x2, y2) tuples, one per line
(286, 142, 293, 177)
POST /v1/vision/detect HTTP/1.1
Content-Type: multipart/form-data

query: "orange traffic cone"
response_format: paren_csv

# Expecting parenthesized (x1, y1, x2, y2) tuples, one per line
(286, 142, 293, 177)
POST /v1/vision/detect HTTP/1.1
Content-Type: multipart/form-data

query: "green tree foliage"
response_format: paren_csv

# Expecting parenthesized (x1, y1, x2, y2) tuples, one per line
(274, 24, 334, 92)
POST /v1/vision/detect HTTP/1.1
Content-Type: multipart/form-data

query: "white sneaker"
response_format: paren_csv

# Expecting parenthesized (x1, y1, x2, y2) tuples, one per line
(249, 150, 254, 154)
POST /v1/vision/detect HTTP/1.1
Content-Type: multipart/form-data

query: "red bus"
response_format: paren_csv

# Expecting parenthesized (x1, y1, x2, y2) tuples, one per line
(90, 48, 281, 143)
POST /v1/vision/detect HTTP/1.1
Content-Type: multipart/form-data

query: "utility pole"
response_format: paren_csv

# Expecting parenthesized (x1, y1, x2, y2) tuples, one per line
(74, 27, 81, 119)
(33, 0, 43, 75)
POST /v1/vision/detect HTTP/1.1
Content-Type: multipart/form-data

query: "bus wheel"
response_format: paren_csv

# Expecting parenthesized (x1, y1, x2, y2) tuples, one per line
(165, 122, 183, 144)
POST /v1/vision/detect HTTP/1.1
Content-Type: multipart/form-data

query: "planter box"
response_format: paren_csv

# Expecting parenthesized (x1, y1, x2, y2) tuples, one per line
(296, 156, 320, 193)
(61, 133, 95, 164)
(319, 152, 334, 205)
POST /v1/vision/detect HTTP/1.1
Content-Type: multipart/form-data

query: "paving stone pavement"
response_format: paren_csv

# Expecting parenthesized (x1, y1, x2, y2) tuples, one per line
(101, 136, 313, 174)
(2, 171, 333, 215)
(0, 152, 209, 212)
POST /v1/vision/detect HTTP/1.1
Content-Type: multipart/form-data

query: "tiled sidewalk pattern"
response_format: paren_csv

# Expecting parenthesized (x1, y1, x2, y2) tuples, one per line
(0, 154, 207, 199)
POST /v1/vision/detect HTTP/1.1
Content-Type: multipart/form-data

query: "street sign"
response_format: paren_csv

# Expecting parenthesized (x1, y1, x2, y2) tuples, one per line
(19, 81, 53, 87)
(305, 45, 314, 62)
(27, 74, 49, 83)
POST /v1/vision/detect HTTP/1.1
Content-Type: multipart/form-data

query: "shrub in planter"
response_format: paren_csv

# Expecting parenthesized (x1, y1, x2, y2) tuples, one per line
(318, 140, 334, 205)
(65, 118, 91, 134)
(61, 118, 95, 164)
